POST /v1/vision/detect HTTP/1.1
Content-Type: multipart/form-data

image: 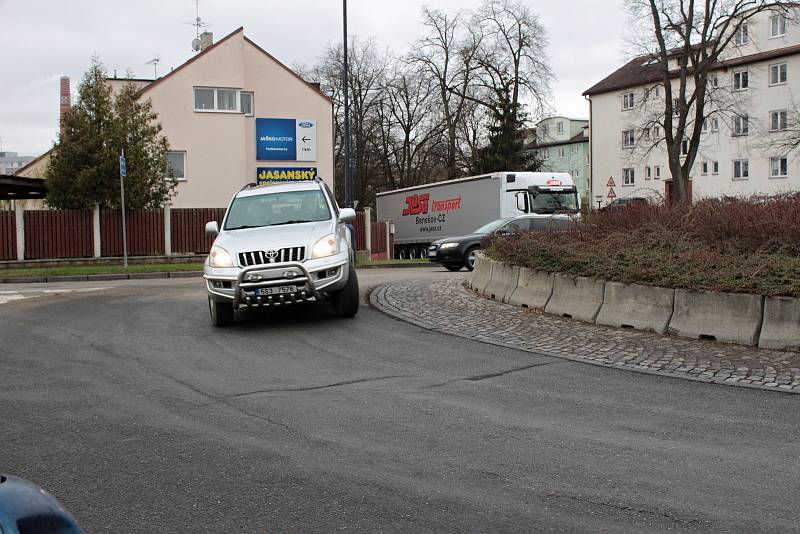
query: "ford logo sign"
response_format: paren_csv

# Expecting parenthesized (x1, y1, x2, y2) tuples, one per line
(298, 121, 313, 128)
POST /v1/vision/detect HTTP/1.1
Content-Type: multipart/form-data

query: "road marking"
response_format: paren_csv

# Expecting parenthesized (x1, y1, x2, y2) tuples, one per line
(0, 288, 108, 306)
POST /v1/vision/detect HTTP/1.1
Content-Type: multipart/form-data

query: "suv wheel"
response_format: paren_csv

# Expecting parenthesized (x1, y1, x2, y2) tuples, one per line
(465, 247, 480, 271)
(331, 266, 359, 318)
(209, 296, 234, 327)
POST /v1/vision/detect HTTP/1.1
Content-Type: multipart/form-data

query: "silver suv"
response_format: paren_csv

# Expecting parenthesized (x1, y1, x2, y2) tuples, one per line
(203, 178, 358, 326)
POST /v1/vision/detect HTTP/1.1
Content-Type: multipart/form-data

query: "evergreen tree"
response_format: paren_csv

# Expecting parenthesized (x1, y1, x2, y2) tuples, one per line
(475, 84, 540, 173)
(46, 58, 175, 209)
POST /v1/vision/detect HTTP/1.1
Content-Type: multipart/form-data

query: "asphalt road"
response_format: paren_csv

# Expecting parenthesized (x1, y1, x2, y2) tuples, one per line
(1, 267, 798, 533)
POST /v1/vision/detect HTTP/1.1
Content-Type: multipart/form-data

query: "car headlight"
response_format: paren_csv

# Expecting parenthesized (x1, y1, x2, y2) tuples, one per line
(311, 234, 338, 259)
(209, 245, 234, 268)
(439, 242, 459, 249)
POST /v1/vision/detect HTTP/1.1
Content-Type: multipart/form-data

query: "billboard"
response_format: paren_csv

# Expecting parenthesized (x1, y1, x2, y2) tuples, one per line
(256, 118, 317, 162)
(257, 167, 318, 184)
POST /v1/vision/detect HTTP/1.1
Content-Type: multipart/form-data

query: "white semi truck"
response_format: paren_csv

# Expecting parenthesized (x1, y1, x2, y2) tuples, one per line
(376, 171, 581, 259)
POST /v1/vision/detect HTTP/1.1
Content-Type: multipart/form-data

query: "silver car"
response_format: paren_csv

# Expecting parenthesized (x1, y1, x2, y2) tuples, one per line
(203, 178, 358, 326)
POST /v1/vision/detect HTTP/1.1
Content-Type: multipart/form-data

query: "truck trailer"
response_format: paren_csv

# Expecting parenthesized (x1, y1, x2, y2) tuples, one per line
(376, 171, 580, 259)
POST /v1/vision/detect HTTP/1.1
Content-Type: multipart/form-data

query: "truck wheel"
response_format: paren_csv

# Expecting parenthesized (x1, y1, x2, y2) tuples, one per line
(209, 296, 234, 327)
(331, 266, 359, 318)
(465, 247, 480, 271)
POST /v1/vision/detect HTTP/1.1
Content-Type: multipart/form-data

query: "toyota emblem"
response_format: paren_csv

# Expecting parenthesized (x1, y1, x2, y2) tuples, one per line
(265, 250, 279, 261)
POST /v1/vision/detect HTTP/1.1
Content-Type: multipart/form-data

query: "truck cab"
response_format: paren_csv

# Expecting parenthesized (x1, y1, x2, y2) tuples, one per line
(501, 172, 581, 219)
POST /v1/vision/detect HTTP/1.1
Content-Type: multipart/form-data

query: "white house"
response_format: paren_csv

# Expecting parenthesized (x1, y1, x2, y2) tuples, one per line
(584, 8, 800, 207)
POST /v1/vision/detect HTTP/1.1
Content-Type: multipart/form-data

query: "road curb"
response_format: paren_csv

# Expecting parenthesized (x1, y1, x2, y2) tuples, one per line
(356, 263, 433, 270)
(369, 282, 799, 396)
(0, 271, 204, 284)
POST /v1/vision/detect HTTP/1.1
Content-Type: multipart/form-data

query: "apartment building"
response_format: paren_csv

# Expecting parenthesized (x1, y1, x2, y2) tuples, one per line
(584, 8, 800, 206)
(533, 116, 591, 202)
(0, 152, 34, 175)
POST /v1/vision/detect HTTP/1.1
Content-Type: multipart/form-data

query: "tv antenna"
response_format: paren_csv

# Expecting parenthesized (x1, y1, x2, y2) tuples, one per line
(185, 0, 209, 52)
(145, 56, 161, 78)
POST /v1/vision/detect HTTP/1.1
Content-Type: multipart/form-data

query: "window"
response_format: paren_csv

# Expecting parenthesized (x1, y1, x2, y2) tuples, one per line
(623, 168, 635, 185)
(240, 91, 254, 116)
(166, 151, 186, 181)
(770, 63, 787, 85)
(701, 161, 708, 175)
(622, 129, 636, 148)
(673, 98, 681, 116)
(681, 138, 689, 155)
(733, 159, 749, 179)
(643, 128, 650, 141)
(733, 115, 750, 136)
(733, 70, 749, 90)
(653, 125, 661, 138)
(572, 169, 580, 178)
(771, 157, 788, 177)
(558, 147, 565, 159)
(770, 15, 786, 38)
(541, 149, 549, 160)
(711, 117, 719, 132)
(541, 124, 549, 136)
(622, 92, 635, 110)
(771, 110, 788, 131)
(572, 145, 578, 154)
(646, 166, 652, 180)
(557, 121, 564, 133)
(702, 119, 708, 133)
(712, 161, 719, 175)
(193, 87, 245, 112)
(654, 86, 660, 98)
(194, 88, 215, 110)
(654, 166, 661, 179)
(710, 73, 719, 87)
(735, 21, 748, 45)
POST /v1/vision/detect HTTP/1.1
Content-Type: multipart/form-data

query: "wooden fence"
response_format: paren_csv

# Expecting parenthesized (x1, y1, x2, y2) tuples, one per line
(171, 208, 226, 254)
(101, 209, 164, 257)
(0, 210, 16, 261)
(354, 211, 367, 251)
(24, 210, 93, 259)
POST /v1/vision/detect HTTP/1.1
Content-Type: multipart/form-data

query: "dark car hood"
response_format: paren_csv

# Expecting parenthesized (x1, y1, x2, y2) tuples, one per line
(432, 233, 487, 245)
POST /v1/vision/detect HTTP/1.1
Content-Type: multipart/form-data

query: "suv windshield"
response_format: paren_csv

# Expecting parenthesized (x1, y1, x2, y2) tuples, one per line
(224, 189, 331, 230)
(530, 191, 579, 214)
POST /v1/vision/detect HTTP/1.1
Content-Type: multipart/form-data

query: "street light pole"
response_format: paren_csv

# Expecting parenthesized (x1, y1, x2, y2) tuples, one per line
(342, 0, 353, 208)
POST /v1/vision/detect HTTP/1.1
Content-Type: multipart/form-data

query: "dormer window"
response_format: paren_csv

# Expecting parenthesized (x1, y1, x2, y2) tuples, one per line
(770, 15, 786, 38)
(735, 21, 749, 45)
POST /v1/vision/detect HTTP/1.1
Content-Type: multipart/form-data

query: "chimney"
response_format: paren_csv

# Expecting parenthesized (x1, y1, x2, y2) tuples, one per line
(59, 76, 71, 131)
(199, 31, 213, 50)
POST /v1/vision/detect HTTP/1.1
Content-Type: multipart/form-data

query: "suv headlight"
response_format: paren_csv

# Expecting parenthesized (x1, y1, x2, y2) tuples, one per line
(311, 234, 338, 259)
(439, 242, 459, 249)
(209, 245, 234, 268)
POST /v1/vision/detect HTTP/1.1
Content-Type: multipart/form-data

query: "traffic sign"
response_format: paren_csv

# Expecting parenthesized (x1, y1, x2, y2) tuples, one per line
(607, 187, 617, 200)
(606, 176, 615, 187)
(119, 154, 127, 178)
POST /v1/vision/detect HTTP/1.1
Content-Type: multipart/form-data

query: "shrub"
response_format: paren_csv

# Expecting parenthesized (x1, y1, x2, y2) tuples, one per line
(486, 195, 800, 296)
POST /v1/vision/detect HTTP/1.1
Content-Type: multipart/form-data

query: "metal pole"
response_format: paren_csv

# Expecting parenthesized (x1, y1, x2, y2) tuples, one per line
(342, 0, 353, 208)
(119, 149, 128, 268)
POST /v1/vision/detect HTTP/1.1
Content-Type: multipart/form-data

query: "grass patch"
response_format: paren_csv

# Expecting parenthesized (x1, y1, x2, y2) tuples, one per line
(486, 195, 800, 297)
(0, 262, 204, 278)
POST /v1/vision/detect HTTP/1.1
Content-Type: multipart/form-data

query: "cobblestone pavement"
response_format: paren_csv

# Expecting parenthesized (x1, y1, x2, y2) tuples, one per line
(371, 277, 800, 393)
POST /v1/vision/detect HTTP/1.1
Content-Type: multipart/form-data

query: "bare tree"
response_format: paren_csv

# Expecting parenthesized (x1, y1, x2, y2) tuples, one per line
(625, 0, 794, 202)
(412, 7, 480, 179)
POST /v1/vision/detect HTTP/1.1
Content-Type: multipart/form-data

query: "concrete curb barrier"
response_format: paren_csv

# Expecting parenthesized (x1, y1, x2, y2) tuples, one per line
(483, 262, 519, 303)
(545, 274, 605, 323)
(596, 282, 675, 334)
(508, 268, 553, 309)
(758, 296, 800, 351)
(669, 289, 763, 346)
(468, 255, 494, 293)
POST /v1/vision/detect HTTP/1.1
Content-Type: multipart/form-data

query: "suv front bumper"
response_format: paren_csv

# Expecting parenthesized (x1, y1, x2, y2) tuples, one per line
(204, 251, 350, 309)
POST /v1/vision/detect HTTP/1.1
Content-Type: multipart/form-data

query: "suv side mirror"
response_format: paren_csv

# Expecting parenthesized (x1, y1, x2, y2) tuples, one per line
(205, 221, 219, 236)
(339, 208, 356, 224)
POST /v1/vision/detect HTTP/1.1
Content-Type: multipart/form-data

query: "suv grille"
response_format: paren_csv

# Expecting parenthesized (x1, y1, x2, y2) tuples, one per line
(239, 247, 306, 266)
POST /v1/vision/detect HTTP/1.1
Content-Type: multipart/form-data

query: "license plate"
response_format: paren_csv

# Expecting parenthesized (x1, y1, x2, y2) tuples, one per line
(428, 251, 437, 258)
(257, 285, 296, 296)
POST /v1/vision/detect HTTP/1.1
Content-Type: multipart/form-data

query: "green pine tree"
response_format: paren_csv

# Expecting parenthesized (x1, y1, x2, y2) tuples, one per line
(46, 58, 176, 209)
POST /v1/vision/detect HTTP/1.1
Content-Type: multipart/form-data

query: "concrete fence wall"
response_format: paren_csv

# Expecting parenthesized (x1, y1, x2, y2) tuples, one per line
(470, 255, 799, 352)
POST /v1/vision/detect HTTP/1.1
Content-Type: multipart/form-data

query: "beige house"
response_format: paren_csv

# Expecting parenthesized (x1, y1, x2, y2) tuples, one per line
(18, 27, 334, 208)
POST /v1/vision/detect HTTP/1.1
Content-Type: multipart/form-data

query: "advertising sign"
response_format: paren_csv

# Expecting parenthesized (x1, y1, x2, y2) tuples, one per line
(256, 118, 317, 162)
(257, 167, 318, 184)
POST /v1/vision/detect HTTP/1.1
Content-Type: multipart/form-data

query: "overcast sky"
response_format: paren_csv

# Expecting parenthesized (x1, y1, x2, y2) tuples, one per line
(0, 0, 628, 156)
